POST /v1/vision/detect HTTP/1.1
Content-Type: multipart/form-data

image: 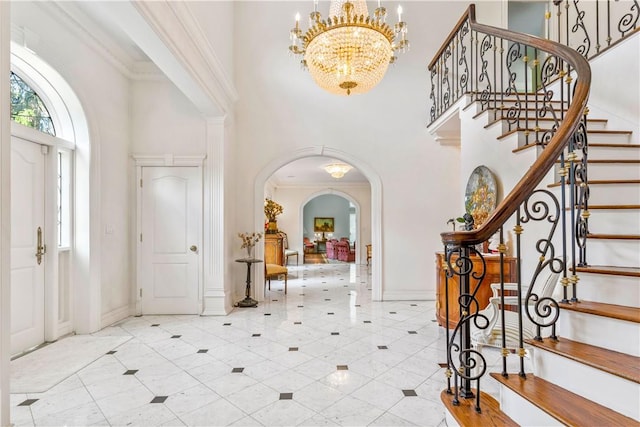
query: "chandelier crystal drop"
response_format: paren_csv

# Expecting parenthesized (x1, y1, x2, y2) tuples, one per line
(289, 0, 409, 96)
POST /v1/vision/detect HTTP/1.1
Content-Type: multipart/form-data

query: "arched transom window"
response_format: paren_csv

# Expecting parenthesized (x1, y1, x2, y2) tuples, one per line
(10, 71, 56, 136)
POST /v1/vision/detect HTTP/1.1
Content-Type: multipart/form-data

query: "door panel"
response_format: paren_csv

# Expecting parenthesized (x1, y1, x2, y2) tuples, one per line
(10, 137, 45, 355)
(141, 167, 201, 314)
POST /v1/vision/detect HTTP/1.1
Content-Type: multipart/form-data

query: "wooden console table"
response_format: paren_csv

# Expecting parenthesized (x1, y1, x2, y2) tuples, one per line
(435, 252, 517, 329)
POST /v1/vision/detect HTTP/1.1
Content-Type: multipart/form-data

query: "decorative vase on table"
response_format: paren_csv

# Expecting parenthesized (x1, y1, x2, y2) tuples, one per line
(245, 246, 254, 259)
(266, 220, 278, 234)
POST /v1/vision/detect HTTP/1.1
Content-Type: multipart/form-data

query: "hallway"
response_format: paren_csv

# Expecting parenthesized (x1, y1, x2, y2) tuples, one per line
(9, 264, 449, 426)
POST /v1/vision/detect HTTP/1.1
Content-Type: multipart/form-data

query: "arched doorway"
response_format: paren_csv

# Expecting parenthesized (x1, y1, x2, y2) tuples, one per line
(254, 146, 382, 301)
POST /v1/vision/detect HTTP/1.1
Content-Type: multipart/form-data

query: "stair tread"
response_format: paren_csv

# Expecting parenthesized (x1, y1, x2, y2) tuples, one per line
(490, 373, 637, 426)
(485, 117, 607, 129)
(574, 265, 640, 277)
(440, 389, 517, 427)
(559, 300, 640, 323)
(584, 204, 640, 209)
(588, 233, 640, 240)
(525, 337, 640, 383)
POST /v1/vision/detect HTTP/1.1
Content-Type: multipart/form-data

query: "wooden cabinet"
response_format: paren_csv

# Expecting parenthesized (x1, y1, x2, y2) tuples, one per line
(265, 233, 284, 266)
(435, 252, 517, 329)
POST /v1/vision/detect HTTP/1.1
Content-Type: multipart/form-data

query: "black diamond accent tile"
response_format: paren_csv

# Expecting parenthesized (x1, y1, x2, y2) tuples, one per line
(336, 365, 348, 370)
(431, 319, 437, 322)
(151, 324, 160, 327)
(279, 393, 293, 400)
(171, 335, 181, 339)
(294, 322, 302, 325)
(324, 299, 331, 301)
(197, 349, 208, 354)
(252, 334, 261, 337)
(408, 331, 418, 334)
(403, 389, 418, 397)
(363, 320, 372, 324)
(331, 332, 339, 336)
(223, 323, 231, 326)
(264, 313, 271, 316)
(410, 304, 418, 306)
(289, 347, 298, 351)
(272, 299, 278, 302)
(355, 305, 361, 307)
(106, 350, 117, 355)
(124, 370, 138, 375)
(389, 312, 397, 314)
(18, 399, 38, 406)
(232, 368, 244, 373)
(327, 312, 334, 315)
(300, 294, 305, 296)
(378, 345, 388, 350)
(151, 396, 168, 403)
(297, 305, 304, 308)
(340, 278, 344, 280)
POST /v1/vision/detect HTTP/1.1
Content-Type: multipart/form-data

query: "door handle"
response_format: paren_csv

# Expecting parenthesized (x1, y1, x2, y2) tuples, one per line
(190, 245, 198, 252)
(36, 226, 46, 265)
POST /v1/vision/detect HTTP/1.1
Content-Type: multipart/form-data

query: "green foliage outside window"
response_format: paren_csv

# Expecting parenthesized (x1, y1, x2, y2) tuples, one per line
(10, 72, 55, 136)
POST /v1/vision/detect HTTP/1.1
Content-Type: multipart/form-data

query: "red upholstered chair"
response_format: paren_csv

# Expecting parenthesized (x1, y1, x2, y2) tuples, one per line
(326, 239, 339, 259)
(303, 237, 315, 253)
(336, 241, 355, 262)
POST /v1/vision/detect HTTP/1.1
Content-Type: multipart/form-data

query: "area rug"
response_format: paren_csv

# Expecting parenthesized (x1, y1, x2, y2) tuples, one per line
(304, 253, 328, 264)
(11, 335, 131, 393)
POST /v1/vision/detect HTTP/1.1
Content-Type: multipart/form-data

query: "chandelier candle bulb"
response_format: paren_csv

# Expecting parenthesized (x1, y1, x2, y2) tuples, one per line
(397, 5, 402, 22)
(287, 0, 408, 95)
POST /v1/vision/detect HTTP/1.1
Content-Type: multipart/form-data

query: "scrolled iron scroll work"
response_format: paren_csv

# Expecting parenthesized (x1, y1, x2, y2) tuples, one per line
(458, 21, 470, 99)
(504, 42, 523, 129)
(519, 189, 563, 340)
(444, 247, 489, 411)
(478, 34, 493, 110)
(571, 0, 592, 58)
(571, 118, 590, 268)
(538, 54, 562, 145)
(442, 45, 452, 111)
(618, 0, 640, 37)
(429, 67, 437, 123)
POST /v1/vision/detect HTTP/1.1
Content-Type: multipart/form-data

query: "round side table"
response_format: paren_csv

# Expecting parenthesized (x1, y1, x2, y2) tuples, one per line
(235, 258, 263, 307)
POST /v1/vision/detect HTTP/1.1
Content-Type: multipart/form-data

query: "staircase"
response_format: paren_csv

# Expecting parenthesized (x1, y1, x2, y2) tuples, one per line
(426, 4, 639, 424)
(486, 114, 640, 425)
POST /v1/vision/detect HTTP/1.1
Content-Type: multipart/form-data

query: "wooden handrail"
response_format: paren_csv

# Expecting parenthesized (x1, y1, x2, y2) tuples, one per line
(434, 5, 591, 247)
(427, 5, 476, 71)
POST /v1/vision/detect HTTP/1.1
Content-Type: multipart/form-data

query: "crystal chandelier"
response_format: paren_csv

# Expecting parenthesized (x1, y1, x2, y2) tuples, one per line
(324, 162, 353, 178)
(289, 0, 409, 96)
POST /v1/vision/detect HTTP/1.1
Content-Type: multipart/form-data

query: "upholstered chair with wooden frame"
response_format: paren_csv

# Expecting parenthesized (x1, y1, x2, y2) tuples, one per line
(470, 270, 560, 353)
(265, 263, 288, 294)
(280, 232, 298, 265)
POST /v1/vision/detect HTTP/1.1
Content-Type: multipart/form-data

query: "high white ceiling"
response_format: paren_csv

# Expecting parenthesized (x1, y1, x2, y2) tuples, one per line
(59, 1, 371, 187)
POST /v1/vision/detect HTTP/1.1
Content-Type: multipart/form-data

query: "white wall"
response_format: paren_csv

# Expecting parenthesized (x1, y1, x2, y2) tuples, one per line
(232, 1, 477, 300)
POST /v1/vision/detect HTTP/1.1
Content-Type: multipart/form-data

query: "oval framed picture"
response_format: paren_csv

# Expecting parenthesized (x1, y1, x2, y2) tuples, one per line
(464, 165, 498, 227)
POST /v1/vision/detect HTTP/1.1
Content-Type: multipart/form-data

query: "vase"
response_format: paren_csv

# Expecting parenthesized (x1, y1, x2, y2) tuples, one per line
(245, 246, 254, 259)
(266, 220, 278, 234)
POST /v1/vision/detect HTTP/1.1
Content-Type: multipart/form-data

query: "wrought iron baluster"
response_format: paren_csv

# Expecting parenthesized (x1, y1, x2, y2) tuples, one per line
(429, 67, 437, 123)
(618, 0, 640, 38)
(513, 212, 526, 378)
(459, 21, 469, 98)
(572, 0, 592, 58)
(505, 42, 522, 132)
(479, 34, 492, 111)
(493, 35, 498, 119)
(596, 0, 601, 53)
(524, 47, 530, 146)
(498, 227, 509, 378)
(500, 38, 505, 121)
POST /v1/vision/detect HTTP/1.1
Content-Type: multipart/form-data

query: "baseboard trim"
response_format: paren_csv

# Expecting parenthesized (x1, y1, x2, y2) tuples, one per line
(202, 294, 232, 316)
(382, 290, 435, 301)
(101, 305, 132, 328)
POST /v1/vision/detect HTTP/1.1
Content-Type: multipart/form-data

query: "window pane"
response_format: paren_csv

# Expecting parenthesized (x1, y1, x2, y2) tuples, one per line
(10, 72, 56, 136)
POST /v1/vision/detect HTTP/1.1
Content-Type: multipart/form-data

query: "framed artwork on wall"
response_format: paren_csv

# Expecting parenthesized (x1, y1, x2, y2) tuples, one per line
(314, 217, 335, 233)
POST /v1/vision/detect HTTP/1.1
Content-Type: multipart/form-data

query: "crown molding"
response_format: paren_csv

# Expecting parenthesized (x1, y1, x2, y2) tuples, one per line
(132, 1, 238, 114)
(34, 2, 163, 82)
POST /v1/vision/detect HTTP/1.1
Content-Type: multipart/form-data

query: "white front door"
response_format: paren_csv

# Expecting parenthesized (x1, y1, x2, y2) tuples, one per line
(140, 166, 201, 314)
(10, 137, 46, 355)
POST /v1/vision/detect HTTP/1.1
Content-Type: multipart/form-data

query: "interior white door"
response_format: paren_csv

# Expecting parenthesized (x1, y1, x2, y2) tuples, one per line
(140, 166, 201, 314)
(10, 137, 46, 356)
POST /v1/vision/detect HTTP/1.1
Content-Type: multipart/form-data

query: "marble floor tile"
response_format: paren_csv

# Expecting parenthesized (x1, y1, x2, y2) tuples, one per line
(9, 264, 465, 427)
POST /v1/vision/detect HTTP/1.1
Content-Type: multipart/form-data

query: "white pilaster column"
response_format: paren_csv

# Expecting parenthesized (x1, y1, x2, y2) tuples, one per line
(0, 2, 12, 424)
(202, 116, 231, 315)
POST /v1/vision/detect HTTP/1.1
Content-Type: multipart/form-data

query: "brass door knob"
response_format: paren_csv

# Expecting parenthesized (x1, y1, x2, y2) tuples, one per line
(190, 245, 198, 252)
